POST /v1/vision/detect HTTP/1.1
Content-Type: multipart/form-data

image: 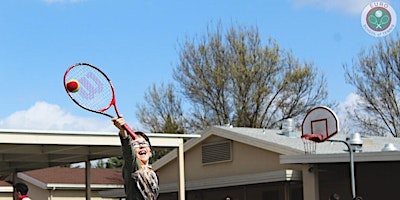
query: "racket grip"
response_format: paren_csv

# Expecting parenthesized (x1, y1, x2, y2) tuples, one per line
(123, 123, 138, 139)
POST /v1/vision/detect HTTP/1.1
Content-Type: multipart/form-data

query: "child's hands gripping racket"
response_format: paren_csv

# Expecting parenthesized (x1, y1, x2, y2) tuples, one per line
(63, 62, 137, 139)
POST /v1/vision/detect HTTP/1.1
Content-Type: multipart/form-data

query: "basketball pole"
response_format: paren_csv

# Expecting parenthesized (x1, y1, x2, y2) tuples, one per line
(328, 139, 356, 199)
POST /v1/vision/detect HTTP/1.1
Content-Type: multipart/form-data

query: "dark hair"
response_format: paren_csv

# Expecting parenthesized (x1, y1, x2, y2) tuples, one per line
(135, 131, 152, 149)
(14, 183, 29, 195)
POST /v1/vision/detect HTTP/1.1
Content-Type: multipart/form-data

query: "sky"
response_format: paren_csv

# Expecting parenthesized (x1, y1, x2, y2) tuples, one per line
(0, 0, 399, 133)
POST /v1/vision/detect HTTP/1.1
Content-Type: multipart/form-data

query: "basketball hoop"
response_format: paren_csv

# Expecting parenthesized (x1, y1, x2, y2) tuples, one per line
(301, 134, 323, 154)
(301, 106, 339, 154)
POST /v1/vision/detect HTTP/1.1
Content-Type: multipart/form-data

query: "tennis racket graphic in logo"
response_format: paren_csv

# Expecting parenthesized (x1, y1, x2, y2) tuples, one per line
(361, 1, 397, 37)
(367, 8, 391, 31)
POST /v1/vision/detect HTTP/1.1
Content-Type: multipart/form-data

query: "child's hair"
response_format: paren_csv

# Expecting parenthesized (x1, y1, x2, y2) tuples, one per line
(135, 131, 152, 149)
(14, 183, 29, 195)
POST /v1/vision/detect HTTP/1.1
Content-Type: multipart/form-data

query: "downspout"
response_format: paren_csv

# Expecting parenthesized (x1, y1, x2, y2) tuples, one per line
(49, 187, 56, 200)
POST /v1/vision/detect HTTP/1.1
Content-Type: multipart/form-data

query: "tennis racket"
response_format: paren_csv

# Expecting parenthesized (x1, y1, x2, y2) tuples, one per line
(63, 62, 137, 139)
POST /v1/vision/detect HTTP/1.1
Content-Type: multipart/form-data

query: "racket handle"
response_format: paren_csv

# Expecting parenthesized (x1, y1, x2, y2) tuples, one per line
(123, 123, 138, 139)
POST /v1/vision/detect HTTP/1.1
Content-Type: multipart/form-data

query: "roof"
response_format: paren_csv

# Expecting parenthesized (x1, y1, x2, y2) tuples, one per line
(17, 167, 123, 189)
(0, 129, 122, 177)
(0, 129, 200, 177)
(213, 126, 400, 154)
(281, 151, 400, 164)
(0, 181, 11, 186)
(153, 126, 400, 169)
(24, 167, 122, 185)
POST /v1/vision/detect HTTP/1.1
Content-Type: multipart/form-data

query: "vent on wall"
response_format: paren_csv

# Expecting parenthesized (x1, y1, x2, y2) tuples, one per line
(202, 140, 232, 164)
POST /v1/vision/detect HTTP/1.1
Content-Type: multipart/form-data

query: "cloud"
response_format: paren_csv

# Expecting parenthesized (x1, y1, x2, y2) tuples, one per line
(0, 101, 116, 132)
(291, 0, 383, 15)
(337, 92, 363, 134)
(0, 101, 145, 167)
(337, 92, 360, 112)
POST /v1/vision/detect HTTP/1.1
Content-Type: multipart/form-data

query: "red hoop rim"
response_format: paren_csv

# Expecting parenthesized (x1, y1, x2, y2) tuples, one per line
(301, 134, 324, 143)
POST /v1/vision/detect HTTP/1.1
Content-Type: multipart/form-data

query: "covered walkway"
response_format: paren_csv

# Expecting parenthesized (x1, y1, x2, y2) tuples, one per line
(0, 129, 200, 199)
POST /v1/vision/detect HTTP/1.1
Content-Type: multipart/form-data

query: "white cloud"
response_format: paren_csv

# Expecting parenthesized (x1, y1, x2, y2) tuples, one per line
(0, 101, 116, 132)
(291, 0, 384, 15)
(0, 101, 145, 168)
(337, 92, 360, 112)
(336, 92, 363, 134)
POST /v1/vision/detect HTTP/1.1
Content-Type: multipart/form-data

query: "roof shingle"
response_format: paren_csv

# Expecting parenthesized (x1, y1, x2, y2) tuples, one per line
(23, 167, 123, 185)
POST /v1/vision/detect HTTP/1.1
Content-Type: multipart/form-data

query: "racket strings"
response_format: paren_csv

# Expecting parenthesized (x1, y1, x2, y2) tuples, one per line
(65, 65, 113, 112)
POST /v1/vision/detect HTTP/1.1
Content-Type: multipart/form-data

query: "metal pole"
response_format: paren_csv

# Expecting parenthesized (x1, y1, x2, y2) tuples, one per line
(328, 140, 356, 199)
(85, 159, 91, 200)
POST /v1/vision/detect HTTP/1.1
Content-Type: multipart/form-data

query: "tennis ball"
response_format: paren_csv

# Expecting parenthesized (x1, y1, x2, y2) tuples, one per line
(66, 79, 80, 93)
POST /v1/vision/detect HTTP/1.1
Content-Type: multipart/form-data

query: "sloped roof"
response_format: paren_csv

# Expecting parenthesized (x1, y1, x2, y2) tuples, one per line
(0, 180, 11, 186)
(153, 126, 400, 169)
(216, 126, 400, 153)
(24, 167, 122, 184)
(17, 167, 123, 189)
(211, 126, 305, 154)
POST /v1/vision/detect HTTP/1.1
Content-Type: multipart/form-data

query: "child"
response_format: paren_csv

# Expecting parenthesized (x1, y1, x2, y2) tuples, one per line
(112, 117, 159, 200)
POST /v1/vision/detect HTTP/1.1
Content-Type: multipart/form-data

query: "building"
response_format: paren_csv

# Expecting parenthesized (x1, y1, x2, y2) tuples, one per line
(0, 168, 124, 200)
(1, 126, 400, 200)
(0, 181, 13, 200)
(154, 126, 400, 200)
(0, 129, 198, 200)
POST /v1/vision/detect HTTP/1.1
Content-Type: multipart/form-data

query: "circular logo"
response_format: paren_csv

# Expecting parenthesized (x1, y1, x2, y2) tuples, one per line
(361, 1, 397, 37)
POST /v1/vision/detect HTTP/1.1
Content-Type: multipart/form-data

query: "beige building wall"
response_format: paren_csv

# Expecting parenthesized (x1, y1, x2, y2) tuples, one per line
(158, 135, 301, 185)
(0, 186, 12, 200)
(1, 182, 120, 200)
(0, 194, 12, 200)
(0, 190, 118, 200)
(42, 190, 117, 200)
(24, 182, 47, 200)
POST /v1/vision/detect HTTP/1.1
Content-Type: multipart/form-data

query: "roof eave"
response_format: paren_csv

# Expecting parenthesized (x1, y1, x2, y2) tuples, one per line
(280, 151, 400, 164)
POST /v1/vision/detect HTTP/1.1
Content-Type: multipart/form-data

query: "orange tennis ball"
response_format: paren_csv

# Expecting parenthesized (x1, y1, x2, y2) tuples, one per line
(66, 79, 80, 93)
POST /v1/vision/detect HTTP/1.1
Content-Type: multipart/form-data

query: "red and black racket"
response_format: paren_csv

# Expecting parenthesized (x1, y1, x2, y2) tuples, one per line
(63, 62, 137, 139)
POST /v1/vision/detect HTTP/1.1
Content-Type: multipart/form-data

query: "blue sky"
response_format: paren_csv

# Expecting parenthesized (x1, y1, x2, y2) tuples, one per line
(0, 0, 398, 132)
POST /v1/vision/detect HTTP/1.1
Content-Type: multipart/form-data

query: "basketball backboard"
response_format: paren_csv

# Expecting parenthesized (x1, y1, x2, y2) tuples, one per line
(301, 106, 339, 143)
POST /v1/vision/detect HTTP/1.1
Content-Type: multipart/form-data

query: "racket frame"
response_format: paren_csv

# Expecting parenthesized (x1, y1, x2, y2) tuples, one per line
(63, 62, 137, 139)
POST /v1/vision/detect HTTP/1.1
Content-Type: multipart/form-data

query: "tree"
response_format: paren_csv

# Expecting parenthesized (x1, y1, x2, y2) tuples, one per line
(173, 22, 329, 130)
(137, 82, 185, 133)
(136, 82, 185, 163)
(105, 157, 124, 168)
(343, 33, 400, 137)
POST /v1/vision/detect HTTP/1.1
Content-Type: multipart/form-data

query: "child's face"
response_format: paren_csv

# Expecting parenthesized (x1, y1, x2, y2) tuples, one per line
(132, 136, 152, 165)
